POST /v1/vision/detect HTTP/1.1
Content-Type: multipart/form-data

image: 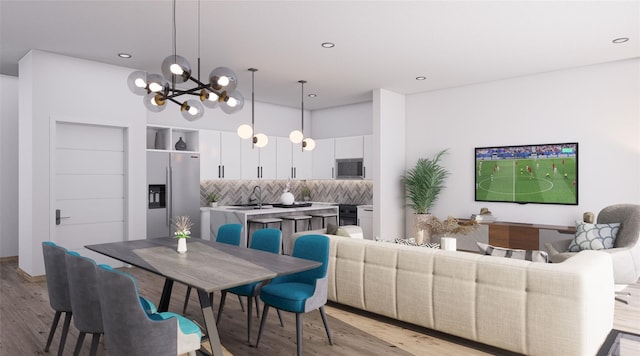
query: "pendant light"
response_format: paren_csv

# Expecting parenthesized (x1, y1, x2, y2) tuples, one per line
(289, 80, 315, 151)
(237, 68, 268, 148)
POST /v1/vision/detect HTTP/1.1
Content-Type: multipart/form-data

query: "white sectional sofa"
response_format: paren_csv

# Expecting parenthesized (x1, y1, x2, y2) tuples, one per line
(290, 229, 615, 356)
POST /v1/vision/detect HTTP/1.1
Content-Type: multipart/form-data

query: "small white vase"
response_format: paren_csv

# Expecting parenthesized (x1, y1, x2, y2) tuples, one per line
(177, 238, 187, 253)
(280, 192, 295, 205)
(209, 202, 218, 207)
(440, 236, 457, 251)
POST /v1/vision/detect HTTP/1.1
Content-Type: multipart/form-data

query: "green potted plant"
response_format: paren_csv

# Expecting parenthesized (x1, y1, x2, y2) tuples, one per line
(402, 149, 449, 244)
(207, 192, 219, 207)
(301, 185, 311, 201)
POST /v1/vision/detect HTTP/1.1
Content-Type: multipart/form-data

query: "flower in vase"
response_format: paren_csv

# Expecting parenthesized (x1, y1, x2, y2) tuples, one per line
(172, 216, 193, 239)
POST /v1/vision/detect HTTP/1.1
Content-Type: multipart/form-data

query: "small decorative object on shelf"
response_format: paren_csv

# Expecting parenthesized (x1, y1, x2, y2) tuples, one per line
(154, 131, 164, 149)
(175, 137, 187, 151)
(172, 216, 192, 253)
(280, 179, 295, 205)
(301, 185, 311, 201)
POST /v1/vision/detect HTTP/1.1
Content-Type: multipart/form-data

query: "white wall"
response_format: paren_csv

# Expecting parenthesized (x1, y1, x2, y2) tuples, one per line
(147, 98, 309, 138)
(374, 89, 406, 240)
(405, 59, 640, 227)
(19, 50, 147, 276)
(311, 101, 373, 139)
(1, 75, 19, 257)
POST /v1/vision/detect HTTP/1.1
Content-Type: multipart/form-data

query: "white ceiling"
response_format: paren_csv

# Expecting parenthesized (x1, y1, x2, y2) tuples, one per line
(1, 1, 638, 110)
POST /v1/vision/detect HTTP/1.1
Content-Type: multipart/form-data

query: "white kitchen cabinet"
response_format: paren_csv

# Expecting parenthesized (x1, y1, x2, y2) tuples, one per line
(312, 138, 335, 179)
(363, 135, 373, 180)
(241, 137, 276, 179)
(276, 137, 311, 179)
(335, 136, 363, 159)
(357, 205, 373, 240)
(199, 130, 241, 180)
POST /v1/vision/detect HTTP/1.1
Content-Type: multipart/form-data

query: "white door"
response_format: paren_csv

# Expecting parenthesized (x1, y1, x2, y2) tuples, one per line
(54, 122, 126, 264)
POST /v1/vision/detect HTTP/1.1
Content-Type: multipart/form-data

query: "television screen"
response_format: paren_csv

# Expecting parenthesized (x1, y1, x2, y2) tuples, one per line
(475, 143, 578, 205)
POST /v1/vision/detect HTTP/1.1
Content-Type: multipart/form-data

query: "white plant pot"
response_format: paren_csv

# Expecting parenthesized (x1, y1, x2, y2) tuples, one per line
(440, 236, 457, 251)
(177, 238, 187, 253)
(209, 202, 218, 207)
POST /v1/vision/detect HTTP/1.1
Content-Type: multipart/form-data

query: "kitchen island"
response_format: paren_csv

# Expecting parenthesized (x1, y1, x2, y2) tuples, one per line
(209, 203, 338, 247)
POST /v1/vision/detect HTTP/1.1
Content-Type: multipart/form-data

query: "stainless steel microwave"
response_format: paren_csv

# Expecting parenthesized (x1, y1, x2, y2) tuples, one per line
(336, 158, 364, 179)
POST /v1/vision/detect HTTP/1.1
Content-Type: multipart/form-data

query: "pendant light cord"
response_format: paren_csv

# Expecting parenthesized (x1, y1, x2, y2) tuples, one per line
(197, 0, 201, 80)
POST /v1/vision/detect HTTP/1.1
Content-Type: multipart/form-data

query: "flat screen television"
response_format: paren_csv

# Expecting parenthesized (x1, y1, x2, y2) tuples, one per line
(475, 143, 578, 205)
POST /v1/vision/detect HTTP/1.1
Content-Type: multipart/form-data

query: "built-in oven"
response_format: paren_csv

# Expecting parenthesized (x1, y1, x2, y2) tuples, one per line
(338, 204, 358, 226)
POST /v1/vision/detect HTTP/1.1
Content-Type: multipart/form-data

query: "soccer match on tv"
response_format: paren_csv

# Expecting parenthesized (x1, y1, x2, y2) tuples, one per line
(475, 143, 578, 205)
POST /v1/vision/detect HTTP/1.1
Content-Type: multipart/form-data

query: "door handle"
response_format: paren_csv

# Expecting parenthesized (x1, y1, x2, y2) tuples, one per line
(55, 209, 70, 225)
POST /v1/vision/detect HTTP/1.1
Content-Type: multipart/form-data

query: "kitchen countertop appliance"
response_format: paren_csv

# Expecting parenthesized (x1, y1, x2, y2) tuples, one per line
(338, 204, 358, 226)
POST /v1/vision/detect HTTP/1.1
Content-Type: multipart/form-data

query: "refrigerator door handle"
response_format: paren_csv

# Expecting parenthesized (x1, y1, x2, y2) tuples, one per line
(167, 166, 172, 227)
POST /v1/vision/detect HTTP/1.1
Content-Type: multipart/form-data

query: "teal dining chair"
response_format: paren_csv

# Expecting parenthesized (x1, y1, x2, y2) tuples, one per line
(42, 242, 73, 356)
(255, 234, 333, 355)
(216, 228, 284, 344)
(183, 223, 244, 314)
(96, 265, 202, 356)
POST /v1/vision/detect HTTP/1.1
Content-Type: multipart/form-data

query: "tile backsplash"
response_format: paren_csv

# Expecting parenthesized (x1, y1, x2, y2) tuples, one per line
(200, 180, 373, 206)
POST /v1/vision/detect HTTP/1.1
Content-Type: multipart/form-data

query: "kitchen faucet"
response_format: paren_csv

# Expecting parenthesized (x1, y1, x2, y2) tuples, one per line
(249, 186, 262, 209)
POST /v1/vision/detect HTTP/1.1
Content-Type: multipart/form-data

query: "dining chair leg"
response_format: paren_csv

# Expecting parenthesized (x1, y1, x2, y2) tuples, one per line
(44, 311, 62, 352)
(183, 286, 192, 314)
(255, 304, 270, 347)
(237, 295, 245, 312)
(319, 306, 333, 344)
(246, 296, 253, 344)
(73, 331, 86, 356)
(216, 291, 228, 325)
(57, 311, 72, 356)
(296, 313, 303, 356)
(254, 297, 260, 318)
(89, 333, 101, 356)
(276, 309, 284, 327)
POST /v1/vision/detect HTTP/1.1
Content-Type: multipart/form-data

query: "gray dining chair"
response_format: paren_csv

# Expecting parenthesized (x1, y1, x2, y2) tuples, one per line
(96, 265, 202, 356)
(65, 251, 103, 356)
(42, 242, 73, 356)
(217, 228, 285, 344)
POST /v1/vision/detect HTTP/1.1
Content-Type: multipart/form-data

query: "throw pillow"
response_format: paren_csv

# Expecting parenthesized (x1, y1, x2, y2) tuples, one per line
(393, 238, 440, 249)
(476, 242, 548, 263)
(335, 227, 351, 237)
(568, 221, 620, 252)
(326, 223, 339, 235)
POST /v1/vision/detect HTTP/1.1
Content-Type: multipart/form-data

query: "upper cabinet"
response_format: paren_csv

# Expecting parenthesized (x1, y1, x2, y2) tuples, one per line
(312, 138, 335, 180)
(363, 135, 372, 180)
(147, 125, 199, 152)
(334, 136, 363, 159)
(276, 137, 311, 180)
(199, 130, 241, 180)
(241, 137, 277, 179)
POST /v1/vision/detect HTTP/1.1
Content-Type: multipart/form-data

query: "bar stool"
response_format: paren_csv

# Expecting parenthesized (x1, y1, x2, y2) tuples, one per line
(247, 217, 283, 245)
(281, 215, 313, 233)
(311, 212, 338, 229)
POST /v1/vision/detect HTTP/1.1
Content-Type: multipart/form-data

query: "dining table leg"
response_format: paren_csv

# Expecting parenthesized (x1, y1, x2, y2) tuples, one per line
(198, 289, 223, 356)
(158, 279, 174, 312)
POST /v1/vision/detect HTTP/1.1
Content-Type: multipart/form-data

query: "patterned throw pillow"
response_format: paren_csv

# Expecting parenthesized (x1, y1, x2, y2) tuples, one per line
(393, 238, 440, 249)
(568, 221, 620, 252)
(476, 242, 548, 263)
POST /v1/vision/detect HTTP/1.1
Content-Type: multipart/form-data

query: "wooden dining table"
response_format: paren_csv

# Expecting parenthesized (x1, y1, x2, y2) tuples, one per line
(86, 237, 321, 356)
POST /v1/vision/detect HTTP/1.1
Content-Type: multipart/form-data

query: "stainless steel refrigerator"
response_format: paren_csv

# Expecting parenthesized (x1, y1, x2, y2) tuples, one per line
(147, 151, 201, 238)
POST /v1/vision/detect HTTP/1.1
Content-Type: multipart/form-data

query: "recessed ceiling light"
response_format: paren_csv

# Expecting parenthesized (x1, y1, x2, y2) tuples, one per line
(321, 42, 335, 48)
(416, 76, 426, 81)
(612, 37, 629, 44)
(308, 93, 317, 98)
(118, 53, 132, 58)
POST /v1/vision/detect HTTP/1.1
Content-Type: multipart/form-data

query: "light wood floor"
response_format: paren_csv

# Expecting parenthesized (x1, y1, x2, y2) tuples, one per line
(1, 258, 638, 355)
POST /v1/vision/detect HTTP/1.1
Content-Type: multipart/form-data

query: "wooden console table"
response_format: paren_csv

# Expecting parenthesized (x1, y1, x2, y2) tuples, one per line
(484, 221, 575, 250)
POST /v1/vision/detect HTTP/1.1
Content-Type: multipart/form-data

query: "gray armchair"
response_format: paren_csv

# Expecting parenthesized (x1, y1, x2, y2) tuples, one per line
(546, 204, 640, 285)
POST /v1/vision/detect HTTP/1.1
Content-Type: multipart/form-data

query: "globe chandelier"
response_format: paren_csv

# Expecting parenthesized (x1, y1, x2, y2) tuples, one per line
(289, 80, 315, 151)
(127, 0, 244, 121)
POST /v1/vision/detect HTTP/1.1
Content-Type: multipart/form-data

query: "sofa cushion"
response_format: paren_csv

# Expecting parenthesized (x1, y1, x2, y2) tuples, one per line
(568, 221, 620, 252)
(476, 242, 548, 263)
